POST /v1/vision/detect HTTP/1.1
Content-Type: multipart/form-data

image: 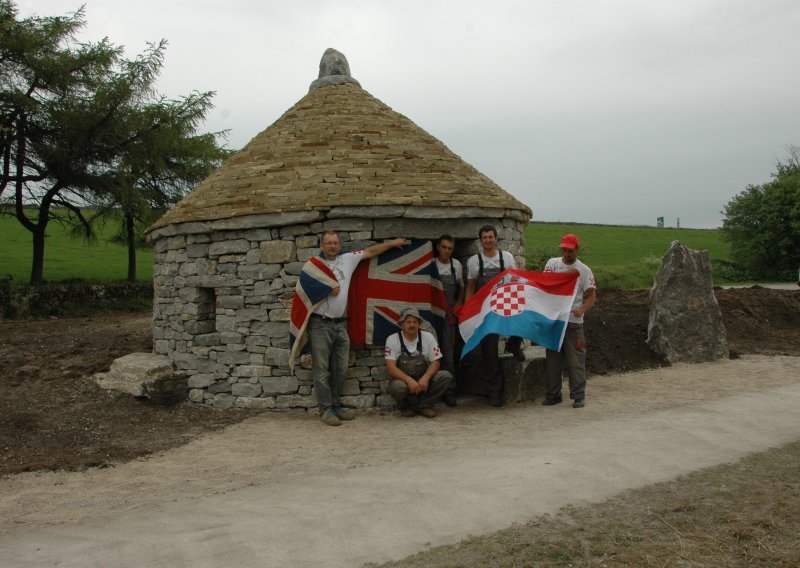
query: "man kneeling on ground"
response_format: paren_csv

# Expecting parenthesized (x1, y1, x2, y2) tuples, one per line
(385, 307, 452, 418)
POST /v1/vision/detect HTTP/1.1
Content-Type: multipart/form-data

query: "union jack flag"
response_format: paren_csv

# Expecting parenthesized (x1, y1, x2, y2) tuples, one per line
(347, 240, 448, 347)
(288, 256, 339, 373)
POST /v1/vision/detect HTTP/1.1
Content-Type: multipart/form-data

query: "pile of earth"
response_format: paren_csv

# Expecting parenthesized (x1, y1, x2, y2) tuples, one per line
(1, 287, 798, 476)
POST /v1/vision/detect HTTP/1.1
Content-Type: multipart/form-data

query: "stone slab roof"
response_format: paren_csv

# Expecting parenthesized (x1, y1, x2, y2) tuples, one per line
(149, 79, 531, 232)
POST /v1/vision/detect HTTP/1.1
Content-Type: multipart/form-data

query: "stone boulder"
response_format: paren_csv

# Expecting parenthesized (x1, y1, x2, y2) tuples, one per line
(647, 241, 728, 363)
(93, 353, 188, 405)
(309, 47, 361, 89)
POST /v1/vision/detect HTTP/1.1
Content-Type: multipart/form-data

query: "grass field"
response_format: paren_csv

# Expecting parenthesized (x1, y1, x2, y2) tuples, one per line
(2, 214, 735, 288)
(525, 222, 733, 289)
(0, 211, 153, 283)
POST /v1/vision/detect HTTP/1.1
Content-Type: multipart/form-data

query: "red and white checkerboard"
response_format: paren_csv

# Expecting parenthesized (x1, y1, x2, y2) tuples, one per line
(489, 283, 526, 316)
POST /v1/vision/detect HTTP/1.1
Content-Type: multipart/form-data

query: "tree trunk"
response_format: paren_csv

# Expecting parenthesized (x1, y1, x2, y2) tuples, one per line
(126, 212, 137, 282)
(30, 226, 46, 285)
(20, 183, 57, 286)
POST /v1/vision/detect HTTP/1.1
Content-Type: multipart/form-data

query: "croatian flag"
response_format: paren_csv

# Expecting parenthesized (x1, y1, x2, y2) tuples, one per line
(348, 240, 448, 347)
(458, 269, 579, 357)
(288, 257, 339, 373)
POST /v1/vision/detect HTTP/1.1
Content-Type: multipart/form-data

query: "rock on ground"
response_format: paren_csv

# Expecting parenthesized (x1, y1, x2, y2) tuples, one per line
(647, 240, 728, 363)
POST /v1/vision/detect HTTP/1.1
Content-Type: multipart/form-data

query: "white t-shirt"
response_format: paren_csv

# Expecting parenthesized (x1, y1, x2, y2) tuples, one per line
(466, 251, 516, 280)
(313, 251, 364, 318)
(384, 330, 443, 362)
(543, 257, 596, 324)
(435, 258, 463, 284)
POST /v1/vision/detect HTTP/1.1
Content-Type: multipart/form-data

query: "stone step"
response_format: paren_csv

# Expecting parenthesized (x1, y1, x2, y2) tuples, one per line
(460, 344, 548, 403)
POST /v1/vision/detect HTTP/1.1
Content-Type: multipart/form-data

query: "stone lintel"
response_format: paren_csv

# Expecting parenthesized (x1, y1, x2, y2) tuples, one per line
(373, 217, 500, 239)
(505, 208, 532, 223)
(322, 218, 374, 231)
(403, 206, 506, 219)
(211, 211, 323, 231)
(327, 205, 406, 219)
(148, 221, 214, 242)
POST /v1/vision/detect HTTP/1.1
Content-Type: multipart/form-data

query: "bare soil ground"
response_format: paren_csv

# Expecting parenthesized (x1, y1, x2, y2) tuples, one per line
(1, 287, 799, 477)
(0, 314, 256, 475)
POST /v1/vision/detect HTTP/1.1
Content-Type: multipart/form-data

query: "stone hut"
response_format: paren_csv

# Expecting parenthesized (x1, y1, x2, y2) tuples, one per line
(146, 49, 532, 411)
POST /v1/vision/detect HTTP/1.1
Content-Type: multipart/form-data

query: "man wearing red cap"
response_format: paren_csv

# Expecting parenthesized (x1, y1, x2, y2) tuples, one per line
(542, 234, 596, 408)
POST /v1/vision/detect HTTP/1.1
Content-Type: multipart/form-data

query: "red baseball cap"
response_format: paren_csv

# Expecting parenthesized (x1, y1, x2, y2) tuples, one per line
(559, 234, 580, 250)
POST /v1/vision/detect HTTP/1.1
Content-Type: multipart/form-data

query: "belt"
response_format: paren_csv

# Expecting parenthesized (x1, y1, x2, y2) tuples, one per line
(311, 314, 347, 323)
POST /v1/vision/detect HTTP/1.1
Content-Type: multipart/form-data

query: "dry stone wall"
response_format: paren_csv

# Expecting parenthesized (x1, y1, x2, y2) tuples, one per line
(150, 207, 529, 410)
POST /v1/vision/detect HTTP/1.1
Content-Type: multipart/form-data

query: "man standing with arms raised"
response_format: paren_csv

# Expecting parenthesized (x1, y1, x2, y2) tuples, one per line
(311, 231, 407, 426)
(464, 225, 521, 407)
(434, 234, 464, 407)
(542, 233, 596, 408)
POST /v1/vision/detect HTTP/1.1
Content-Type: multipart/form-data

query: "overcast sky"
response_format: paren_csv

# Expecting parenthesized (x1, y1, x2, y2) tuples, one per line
(18, 0, 800, 228)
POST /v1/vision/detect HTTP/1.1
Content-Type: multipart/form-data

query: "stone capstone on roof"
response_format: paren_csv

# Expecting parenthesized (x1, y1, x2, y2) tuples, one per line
(309, 47, 361, 89)
(149, 51, 531, 232)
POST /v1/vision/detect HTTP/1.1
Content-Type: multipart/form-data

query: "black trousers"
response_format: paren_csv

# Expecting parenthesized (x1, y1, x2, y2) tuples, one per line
(479, 333, 503, 403)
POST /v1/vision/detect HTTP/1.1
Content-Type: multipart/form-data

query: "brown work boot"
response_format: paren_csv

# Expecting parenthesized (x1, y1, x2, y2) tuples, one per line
(335, 407, 356, 421)
(417, 407, 437, 418)
(320, 408, 342, 426)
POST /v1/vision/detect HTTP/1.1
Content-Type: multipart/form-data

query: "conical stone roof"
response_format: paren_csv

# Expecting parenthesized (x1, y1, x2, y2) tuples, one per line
(149, 50, 531, 232)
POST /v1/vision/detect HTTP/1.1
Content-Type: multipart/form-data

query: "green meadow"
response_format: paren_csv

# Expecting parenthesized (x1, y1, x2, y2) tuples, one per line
(0, 211, 153, 283)
(2, 213, 736, 289)
(524, 222, 732, 289)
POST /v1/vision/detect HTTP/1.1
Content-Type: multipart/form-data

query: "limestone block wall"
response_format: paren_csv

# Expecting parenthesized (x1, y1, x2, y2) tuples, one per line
(149, 206, 529, 410)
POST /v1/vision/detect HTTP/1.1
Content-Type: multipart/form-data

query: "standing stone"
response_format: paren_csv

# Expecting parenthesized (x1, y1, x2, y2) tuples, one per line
(647, 241, 728, 363)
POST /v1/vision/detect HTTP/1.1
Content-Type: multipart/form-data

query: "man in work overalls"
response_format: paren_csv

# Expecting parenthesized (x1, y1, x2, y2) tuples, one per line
(385, 307, 452, 418)
(434, 234, 464, 407)
(464, 225, 522, 406)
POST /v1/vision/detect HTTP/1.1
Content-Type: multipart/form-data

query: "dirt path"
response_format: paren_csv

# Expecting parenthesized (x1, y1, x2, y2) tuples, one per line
(1, 354, 799, 567)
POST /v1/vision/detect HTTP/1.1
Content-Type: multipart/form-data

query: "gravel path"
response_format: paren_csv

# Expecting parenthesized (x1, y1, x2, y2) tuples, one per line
(2, 354, 799, 568)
